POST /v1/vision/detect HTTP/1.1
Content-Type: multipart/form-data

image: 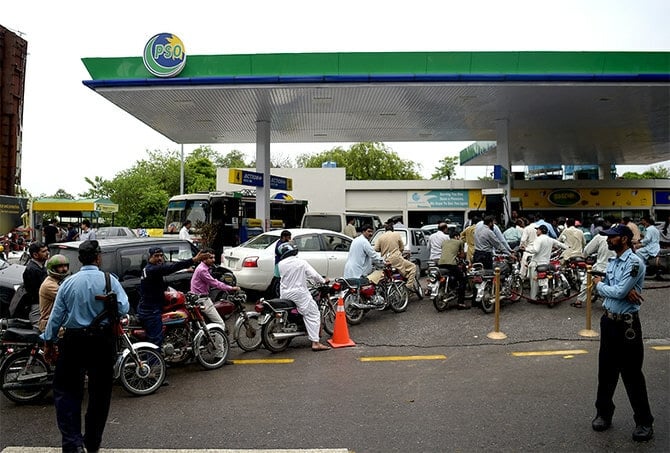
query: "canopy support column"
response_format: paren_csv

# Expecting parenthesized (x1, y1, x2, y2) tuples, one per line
(496, 119, 512, 225)
(256, 120, 271, 231)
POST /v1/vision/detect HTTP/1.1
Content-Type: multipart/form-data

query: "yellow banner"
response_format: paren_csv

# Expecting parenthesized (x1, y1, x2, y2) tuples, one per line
(468, 188, 653, 210)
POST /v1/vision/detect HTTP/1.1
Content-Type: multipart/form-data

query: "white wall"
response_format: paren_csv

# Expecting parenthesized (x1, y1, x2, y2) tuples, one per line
(216, 167, 347, 213)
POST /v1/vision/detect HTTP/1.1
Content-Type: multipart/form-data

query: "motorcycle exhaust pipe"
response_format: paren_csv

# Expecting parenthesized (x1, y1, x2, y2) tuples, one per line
(3, 380, 51, 390)
(270, 331, 307, 340)
(350, 302, 376, 310)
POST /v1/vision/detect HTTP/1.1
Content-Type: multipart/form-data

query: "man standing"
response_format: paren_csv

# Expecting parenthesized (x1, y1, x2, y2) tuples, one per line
(41, 240, 130, 453)
(428, 222, 449, 261)
(460, 215, 480, 263)
(137, 246, 208, 346)
(524, 224, 568, 301)
(374, 224, 418, 292)
(622, 216, 641, 245)
(343, 224, 382, 279)
(79, 220, 96, 241)
(591, 224, 654, 442)
(22, 241, 49, 325)
(558, 218, 586, 262)
(343, 218, 357, 238)
(43, 219, 59, 245)
(519, 215, 538, 281)
(179, 220, 192, 241)
(472, 216, 509, 270)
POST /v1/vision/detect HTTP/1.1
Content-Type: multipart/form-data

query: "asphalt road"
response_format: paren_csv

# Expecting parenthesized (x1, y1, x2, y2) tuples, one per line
(1, 277, 668, 453)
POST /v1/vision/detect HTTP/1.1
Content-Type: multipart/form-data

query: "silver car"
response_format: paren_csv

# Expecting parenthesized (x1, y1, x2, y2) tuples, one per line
(370, 227, 430, 274)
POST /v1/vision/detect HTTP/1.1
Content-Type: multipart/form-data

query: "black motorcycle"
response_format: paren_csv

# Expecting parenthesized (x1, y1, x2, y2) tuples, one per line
(257, 282, 338, 353)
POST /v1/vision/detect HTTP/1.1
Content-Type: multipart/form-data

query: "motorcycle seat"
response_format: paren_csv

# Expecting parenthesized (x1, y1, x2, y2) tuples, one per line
(1, 326, 41, 344)
(342, 277, 370, 288)
(536, 264, 551, 273)
(264, 298, 297, 310)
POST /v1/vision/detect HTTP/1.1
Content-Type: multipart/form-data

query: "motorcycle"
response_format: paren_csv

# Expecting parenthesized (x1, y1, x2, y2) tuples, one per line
(209, 289, 263, 352)
(427, 258, 472, 312)
(563, 256, 588, 291)
(473, 252, 524, 314)
(340, 261, 410, 325)
(257, 282, 339, 353)
(126, 288, 229, 370)
(0, 316, 166, 404)
(533, 251, 571, 307)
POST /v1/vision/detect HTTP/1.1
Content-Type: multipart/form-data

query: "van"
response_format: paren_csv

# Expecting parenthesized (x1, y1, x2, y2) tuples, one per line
(301, 212, 383, 235)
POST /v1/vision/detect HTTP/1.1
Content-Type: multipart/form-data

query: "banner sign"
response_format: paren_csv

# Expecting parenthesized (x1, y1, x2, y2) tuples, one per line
(407, 190, 469, 209)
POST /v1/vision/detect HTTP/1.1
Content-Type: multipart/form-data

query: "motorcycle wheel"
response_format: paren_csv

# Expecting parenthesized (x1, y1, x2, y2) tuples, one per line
(320, 298, 337, 335)
(508, 276, 523, 302)
(235, 314, 262, 352)
(0, 351, 50, 404)
(343, 293, 365, 325)
(432, 286, 448, 312)
(195, 327, 229, 369)
(388, 282, 409, 313)
(119, 346, 166, 396)
(261, 317, 291, 353)
(480, 282, 495, 314)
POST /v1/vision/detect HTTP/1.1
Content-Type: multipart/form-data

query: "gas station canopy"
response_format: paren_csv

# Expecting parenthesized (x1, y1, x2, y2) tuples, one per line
(82, 51, 669, 167)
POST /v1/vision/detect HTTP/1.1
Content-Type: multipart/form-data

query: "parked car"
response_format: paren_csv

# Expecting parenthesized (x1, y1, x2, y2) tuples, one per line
(222, 228, 352, 296)
(48, 238, 235, 312)
(370, 227, 430, 274)
(95, 226, 139, 239)
(301, 212, 383, 235)
(0, 260, 25, 318)
(420, 223, 461, 237)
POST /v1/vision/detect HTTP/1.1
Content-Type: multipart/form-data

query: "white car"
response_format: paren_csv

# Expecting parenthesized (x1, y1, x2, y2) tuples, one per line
(222, 228, 352, 295)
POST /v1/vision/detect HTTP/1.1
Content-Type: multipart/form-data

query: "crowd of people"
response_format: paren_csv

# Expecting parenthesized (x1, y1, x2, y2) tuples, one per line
(6, 211, 666, 449)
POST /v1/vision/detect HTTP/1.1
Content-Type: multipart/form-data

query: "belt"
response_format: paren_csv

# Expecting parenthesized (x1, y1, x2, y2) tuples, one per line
(64, 325, 112, 336)
(604, 310, 639, 322)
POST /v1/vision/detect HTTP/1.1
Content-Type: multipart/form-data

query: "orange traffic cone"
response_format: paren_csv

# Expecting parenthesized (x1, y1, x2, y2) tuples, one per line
(327, 297, 356, 348)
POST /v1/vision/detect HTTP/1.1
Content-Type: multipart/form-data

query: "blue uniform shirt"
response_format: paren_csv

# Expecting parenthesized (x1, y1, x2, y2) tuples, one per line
(596, 248, 645, 314)
(40, 265, 130, 342)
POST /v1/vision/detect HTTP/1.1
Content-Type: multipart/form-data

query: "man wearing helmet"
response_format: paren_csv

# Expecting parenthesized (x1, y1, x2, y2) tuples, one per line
(38, 254, 71, 332)
(276, 242, 330, 351)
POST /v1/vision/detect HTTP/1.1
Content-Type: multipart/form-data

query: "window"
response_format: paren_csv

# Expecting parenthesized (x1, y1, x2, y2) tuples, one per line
(295, 234, 321, 251)
(323, 233, 351, 251)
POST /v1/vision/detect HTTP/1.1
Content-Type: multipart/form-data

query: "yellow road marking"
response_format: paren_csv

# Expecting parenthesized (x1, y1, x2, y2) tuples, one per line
(359, 354, 447, 362)
(231, 358, 294, 364)
(512, 349, 588, 357)
(651, 345, 670, 351)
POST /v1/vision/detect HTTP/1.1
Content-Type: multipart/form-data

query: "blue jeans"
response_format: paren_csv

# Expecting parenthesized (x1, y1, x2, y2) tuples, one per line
(137, 305, 163, 346)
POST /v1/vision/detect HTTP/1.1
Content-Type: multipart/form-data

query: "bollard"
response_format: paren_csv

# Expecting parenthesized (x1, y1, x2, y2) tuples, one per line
(487, 266, 507, 340)
(579, 264, 599, 338)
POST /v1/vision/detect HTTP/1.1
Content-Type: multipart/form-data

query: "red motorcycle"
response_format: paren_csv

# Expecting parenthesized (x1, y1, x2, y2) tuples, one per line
(125, 288, 229, 370)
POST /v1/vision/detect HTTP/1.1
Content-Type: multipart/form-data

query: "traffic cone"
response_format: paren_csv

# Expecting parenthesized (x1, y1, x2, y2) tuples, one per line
(327, 297, 356, 348)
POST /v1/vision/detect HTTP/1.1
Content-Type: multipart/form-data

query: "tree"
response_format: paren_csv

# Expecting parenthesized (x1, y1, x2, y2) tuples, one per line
(296, 142, 421, 180)
(620, 165, 670, 179)
(50, 189, 75, 199)
(431, 156, 459, 180)
(80, 176, 113, 199)
(217, 149, 251, 168)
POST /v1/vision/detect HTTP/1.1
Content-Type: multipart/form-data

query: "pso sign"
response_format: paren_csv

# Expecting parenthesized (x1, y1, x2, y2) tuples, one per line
(143, 33, 186, 78)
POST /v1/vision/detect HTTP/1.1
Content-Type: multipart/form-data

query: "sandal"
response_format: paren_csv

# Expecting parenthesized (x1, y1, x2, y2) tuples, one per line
(570, 302, 583, 308)
(312, 344, 331, 352)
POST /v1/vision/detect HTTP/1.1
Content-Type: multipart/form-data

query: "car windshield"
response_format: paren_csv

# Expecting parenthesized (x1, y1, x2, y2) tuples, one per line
(240, 232, 280, 249)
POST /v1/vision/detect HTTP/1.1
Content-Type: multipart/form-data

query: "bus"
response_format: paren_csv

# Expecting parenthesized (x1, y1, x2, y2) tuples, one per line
(164, 191, 308, 258)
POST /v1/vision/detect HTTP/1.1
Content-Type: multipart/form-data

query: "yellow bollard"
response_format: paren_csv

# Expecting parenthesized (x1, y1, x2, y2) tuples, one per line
(487, 266, 507, 340)
(579, 264, 599, 337)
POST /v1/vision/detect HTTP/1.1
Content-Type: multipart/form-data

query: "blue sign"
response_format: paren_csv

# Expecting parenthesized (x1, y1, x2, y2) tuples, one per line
(270, 175, 292, 191)
(241, 171, 264, 187)
(228, 168, 292, 190)
(493, 165, 509, 182)
(654, 190, 670, 205)
(143, 33, 186, 78)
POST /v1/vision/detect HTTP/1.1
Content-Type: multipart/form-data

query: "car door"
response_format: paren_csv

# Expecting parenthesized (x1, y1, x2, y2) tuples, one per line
(293, 233, 329, 277)
(412, 229, 430, 269)
(321, 232, 351, 278)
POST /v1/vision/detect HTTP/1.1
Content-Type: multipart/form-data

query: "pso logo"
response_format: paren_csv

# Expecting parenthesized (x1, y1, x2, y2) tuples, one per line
(143, 33, 186, 78)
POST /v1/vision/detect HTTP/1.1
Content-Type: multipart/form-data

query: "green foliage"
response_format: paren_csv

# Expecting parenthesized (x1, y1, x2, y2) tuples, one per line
(619, 165, 670, 179)
(296, 142, 421, 180)
(431, 156, 459, 180)
(51, 189, 75, 199)
(215, 149, 250, 168)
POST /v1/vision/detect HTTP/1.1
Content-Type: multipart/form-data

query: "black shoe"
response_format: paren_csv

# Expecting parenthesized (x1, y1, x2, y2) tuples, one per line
(592, 415, 612, 432)
(632, 424, 653, 442)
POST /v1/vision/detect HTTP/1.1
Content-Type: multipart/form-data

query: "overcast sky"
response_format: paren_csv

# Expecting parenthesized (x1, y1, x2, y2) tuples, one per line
(3, 0, 669, 196)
